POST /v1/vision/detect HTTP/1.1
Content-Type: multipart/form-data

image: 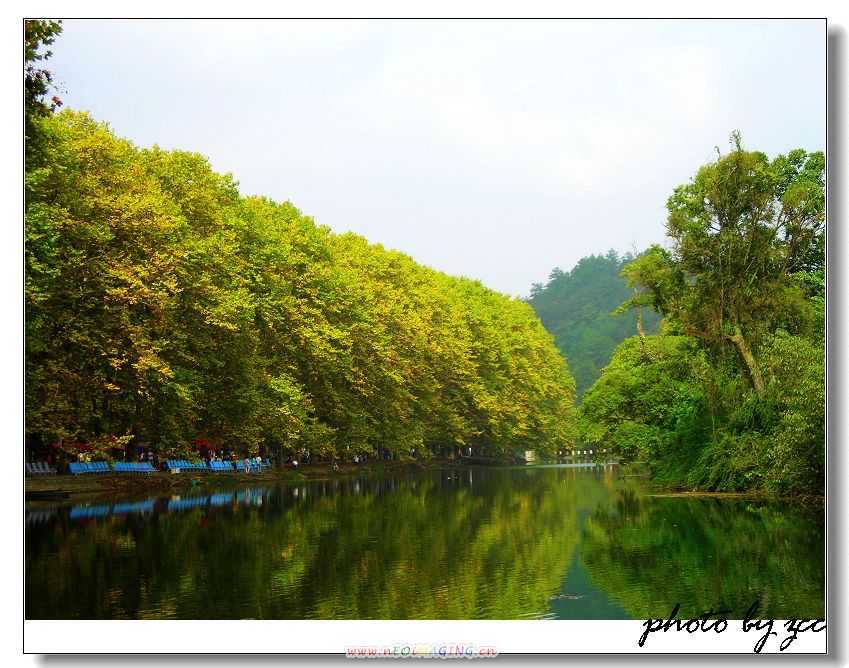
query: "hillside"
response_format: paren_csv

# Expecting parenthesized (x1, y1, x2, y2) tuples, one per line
(527, 250, 661, 402)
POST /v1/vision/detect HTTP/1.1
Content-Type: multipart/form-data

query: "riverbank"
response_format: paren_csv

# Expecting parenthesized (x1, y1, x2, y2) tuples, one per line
(24, 457, 612, 503)
(23, 458, 506, 503)
(613, 461, 823, 503)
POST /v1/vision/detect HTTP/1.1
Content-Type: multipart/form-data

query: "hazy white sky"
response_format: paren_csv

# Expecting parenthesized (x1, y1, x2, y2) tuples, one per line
(46, 18, 826, 297)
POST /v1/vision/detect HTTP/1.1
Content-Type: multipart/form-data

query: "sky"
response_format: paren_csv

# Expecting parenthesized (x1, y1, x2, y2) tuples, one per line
(41, 19, 826, 297)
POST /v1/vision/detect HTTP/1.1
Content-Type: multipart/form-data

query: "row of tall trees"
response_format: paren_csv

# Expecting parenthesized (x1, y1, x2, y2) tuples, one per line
(25, 109, 576, 463)
(579, 134, 825, 495)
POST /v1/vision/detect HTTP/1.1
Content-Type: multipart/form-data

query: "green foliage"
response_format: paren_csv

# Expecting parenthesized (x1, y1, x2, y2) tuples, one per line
(580, 135, 825, 495)
(25, 111, 576, 462)
(25, 20, 63, 165)
(579, 335, 705, 464)
(661, 134, 824, 357)
(25, 20, 62, 116)
(528, 250, 661, 401)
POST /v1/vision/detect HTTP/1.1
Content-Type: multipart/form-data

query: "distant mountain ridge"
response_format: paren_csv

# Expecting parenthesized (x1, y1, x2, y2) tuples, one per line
(527, 250, 661, 402)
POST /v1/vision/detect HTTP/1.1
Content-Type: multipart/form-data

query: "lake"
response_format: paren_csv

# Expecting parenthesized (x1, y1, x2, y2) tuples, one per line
(25, 464, 824, 620)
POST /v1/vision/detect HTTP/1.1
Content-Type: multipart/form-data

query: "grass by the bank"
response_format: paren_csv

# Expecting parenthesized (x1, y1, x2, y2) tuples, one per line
(618, 461, 824, 503)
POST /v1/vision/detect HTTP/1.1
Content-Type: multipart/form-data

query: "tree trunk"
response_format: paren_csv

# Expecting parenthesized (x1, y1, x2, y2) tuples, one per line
(635, 301, 653, 363)
(728, 326, 765, 394)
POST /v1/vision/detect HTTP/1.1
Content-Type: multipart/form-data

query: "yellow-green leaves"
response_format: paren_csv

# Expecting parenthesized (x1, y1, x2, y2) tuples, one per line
(26, 111, 576, 460)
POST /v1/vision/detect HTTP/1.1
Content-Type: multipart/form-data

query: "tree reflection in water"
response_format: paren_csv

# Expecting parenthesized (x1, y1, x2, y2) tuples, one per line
(26, 467, 823, 620)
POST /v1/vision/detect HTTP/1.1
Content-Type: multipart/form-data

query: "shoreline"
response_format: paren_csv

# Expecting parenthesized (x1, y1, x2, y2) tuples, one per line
(23, 458, 520, 504)
(24, 459, 821, 505)
(24, 457, 613, 504)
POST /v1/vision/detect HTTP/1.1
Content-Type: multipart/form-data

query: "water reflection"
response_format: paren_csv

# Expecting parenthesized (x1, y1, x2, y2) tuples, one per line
(581, 490, 825, 619)
(26, 508, 57, 526)
(25, 467, 823, 620)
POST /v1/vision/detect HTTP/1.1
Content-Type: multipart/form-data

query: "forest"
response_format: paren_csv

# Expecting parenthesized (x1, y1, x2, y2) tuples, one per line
(527, 250, 661, 402)
(24, 22, 576, 466)
(578, 133, 825, 495)
(25, 23, 825, 496)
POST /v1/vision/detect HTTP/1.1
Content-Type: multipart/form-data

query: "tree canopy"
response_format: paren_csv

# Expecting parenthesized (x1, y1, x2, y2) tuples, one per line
(25, 110, 576, 464)
(527, 250, 661, 402)
(580, 135, 825, 495)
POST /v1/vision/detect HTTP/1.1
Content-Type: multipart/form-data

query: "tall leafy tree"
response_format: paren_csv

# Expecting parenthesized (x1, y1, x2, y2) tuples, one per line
(581, 135, 825, 494)
(25, 20, 63, 164)
(622, 133, 824, 394)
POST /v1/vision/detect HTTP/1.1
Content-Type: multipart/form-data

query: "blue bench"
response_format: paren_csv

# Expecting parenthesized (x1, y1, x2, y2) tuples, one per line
(165, 459, 208, 472)
(69, 462, 104, 475)
(112, 461, 156, 474)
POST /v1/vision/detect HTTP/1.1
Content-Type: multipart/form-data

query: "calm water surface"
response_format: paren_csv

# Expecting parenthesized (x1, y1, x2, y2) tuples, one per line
(25, 465, 824, 619)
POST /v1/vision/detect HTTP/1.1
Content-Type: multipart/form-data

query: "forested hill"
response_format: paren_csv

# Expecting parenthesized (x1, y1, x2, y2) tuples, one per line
(526, 251, 661, 402)
(25, 110, 577, 463)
